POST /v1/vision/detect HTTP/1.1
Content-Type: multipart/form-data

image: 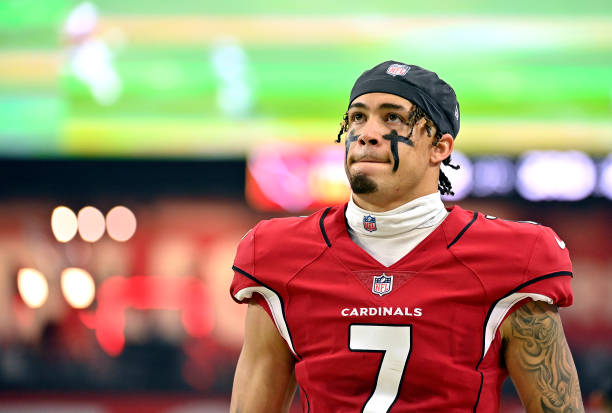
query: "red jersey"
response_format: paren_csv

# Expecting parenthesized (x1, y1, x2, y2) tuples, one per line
(230, 205, 573, 413)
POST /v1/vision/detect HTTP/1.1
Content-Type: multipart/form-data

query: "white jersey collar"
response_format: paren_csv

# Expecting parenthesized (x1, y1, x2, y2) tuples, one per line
(346, 192, 447, 238)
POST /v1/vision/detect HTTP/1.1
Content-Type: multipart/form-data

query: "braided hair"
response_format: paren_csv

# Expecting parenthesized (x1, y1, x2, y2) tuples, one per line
(336, 105, 459, 196)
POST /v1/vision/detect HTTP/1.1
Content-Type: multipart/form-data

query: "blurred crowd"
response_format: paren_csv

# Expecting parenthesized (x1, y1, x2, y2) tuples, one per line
(0, 197, 609, 409)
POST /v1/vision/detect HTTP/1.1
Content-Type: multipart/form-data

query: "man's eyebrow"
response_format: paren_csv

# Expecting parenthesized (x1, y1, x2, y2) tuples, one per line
(348, 102, 410, 111)
(379, 103, 408, 111)
(348, 102, 367, 110)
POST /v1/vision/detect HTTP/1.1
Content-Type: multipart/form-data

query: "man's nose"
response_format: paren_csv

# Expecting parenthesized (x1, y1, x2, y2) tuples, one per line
(358, 120, 384, 146)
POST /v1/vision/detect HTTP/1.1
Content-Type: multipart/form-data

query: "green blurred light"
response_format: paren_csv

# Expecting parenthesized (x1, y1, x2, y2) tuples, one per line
(1, 2, 611, 157)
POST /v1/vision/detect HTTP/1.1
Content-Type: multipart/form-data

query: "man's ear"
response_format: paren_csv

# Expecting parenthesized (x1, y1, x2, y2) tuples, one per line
(431, 134, 454, 164)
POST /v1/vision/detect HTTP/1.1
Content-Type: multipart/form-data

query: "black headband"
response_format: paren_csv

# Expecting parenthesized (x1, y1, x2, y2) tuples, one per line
(349, 61, 460, 138)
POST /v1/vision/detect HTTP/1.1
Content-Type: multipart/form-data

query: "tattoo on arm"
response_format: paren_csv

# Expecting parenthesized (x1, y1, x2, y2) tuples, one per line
(508, 301, 584, 413)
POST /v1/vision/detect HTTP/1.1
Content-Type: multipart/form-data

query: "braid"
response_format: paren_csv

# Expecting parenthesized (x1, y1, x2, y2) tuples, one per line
(407, 105, 460, 196)
(336, 112, 348, 143)
(335, 104, 459, 195)
(438, 156, 459, 196)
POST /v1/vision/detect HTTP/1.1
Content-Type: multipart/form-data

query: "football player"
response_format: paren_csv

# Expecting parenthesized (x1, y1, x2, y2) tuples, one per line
(229, 61, 584, 413)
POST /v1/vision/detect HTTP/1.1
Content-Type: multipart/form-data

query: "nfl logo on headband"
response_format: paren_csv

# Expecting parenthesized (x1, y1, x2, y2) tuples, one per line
(386, 64, 410, 77)
(363, 215, 377, 232)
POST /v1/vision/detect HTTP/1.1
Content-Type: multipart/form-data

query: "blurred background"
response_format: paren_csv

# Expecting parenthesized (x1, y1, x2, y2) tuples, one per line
(0, 0, 611, 411)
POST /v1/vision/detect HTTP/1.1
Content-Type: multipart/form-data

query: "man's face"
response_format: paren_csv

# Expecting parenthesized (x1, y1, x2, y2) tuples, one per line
(344, 93, 436, 208)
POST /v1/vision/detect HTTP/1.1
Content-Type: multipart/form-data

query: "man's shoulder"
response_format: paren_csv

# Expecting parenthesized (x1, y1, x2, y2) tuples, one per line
(446, 205, 544, 252)
(253, 205, 339, 246)
(234, 205, 342, 271)
(445, 205, 572, 293)
(476, 210, 544, 244)
(231, 205, 343, 295)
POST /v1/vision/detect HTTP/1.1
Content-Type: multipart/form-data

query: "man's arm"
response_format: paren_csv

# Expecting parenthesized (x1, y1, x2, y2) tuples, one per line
(501, 300, 584, 413)
(230, 301, 297, 413)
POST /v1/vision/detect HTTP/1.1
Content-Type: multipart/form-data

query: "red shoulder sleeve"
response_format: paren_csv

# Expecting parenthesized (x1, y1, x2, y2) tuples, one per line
(476, 223, 574, 363)
(517, 225, 573, 307)
(233, 226, 255, 271)
(229, 222, 275, 319)
(230, 224, 257, 301)
(229, 219, 310, 357)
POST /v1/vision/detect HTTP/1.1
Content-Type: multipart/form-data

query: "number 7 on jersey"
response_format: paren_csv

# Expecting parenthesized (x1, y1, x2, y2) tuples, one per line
(349, 324, 413, 413)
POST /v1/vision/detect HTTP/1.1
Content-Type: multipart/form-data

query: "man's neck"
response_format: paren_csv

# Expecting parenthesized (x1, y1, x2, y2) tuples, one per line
(344, 192, 448, 265)
(352, 189, 438, 213)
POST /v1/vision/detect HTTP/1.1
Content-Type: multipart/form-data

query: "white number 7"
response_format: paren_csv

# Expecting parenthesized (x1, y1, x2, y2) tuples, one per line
(349, 324, 413, 413)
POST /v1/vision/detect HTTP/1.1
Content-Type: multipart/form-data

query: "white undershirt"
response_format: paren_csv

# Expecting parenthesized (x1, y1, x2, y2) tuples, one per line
(345, 193, 448, 267)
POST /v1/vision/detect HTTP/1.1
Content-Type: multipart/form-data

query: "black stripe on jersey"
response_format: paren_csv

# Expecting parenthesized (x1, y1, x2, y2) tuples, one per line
(232, 265, 303, 360)
(447, 211, 478, 249)
(301, 386, 311, 413)
(471, 270, 573, 413)
(474, 373, 484, 413)
(319, 206, 332, 247)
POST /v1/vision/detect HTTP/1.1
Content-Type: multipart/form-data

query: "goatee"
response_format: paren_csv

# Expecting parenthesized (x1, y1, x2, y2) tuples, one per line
(349, 173, 378, 194)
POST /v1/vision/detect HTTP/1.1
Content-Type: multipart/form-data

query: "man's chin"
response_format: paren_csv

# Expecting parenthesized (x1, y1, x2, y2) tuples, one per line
(349, 173, 378, 194)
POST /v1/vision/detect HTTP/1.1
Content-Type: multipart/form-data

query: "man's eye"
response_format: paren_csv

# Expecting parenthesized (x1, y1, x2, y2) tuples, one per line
(387, 113, 404, 123)
(350, 113, 365, 123)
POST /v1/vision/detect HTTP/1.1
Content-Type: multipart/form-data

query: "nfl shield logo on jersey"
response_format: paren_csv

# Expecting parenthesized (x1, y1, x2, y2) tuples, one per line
(363, 215, 377, 232)
(386, 64, 410, 77)
(372, 273, 393, 296)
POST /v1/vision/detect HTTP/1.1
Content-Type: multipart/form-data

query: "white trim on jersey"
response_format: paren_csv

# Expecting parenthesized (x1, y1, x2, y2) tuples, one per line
(234, 286, 297, 357)
(483, 293, 553, 358)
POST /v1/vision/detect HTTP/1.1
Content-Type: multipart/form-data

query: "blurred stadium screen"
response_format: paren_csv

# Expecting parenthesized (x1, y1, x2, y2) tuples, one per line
(246, 147, 611, 210)
(1, 0, 611, 158)
(0, 0, 611, 412)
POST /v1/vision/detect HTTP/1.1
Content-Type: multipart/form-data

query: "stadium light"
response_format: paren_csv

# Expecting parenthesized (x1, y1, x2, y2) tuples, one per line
(77, 206, 106, 242)
(307, 147, 349, 205)
(106, 206, 137, 242)
(516, 151, 596, 201)
(248, 145, 317, 211)
(472, 157, 514, 197)
(51, 206, 78, 243)
(64, 2, 98, 37)
(61, 267, 96, 309)
(597, 154, 612, 200)
(17, 268, 49, 309)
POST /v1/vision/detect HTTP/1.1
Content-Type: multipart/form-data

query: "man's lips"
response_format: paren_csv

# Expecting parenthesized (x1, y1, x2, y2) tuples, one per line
(351, 156, 390, 164)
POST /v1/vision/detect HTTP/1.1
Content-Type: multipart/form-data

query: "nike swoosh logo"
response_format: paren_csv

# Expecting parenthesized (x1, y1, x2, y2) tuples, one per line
(555, 236, 566, 249)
